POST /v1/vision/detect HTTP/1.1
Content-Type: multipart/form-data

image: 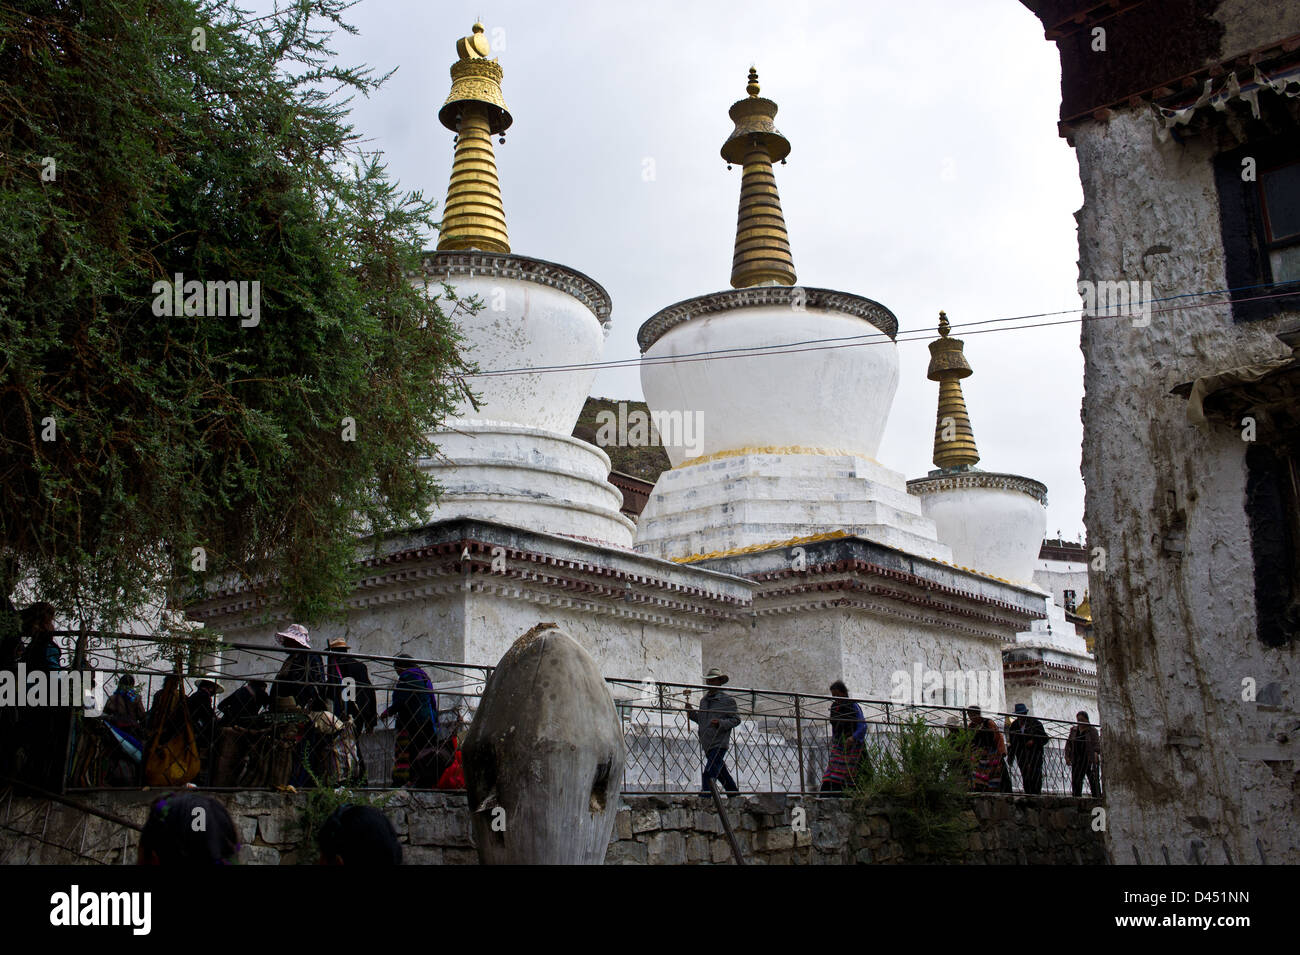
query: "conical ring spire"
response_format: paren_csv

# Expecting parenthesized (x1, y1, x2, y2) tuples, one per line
(721, 68, 795, 288)
(927, 311, 980, 470)
(436, 23, 511, 253)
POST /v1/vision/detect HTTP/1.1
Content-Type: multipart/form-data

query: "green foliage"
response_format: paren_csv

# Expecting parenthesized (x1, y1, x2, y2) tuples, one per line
(851, 716, 974, 861)
(0, 0, 474, 626)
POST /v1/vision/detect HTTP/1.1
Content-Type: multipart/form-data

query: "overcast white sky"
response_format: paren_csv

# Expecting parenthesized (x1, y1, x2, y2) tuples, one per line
(271, 0, 1087, 539)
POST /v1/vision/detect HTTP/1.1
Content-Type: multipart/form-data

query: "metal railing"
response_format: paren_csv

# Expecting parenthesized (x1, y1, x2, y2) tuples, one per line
(0, 631, 1102, 798)
(608, 679, 1100, 797)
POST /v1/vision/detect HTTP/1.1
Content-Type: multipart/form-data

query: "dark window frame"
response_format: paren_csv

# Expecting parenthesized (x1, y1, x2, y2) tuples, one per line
(1244, 442, 1300, 648)
(1214, 135, 1300, 323)
(1258, 159, 1300, 243)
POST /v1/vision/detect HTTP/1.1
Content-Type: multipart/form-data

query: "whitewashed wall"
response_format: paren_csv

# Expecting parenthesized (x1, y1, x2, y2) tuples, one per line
(1074, 108, 1299, 864)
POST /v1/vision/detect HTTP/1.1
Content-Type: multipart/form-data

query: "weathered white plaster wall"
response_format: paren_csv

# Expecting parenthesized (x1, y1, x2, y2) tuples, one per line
(461, 591, 704, 687)
(1074, 109, 1299, 864)
(703, 613, 843, 696)
(213, 589, 705, 690)
(703, 608, 1006, 711)
(841, 613, 1008, 714)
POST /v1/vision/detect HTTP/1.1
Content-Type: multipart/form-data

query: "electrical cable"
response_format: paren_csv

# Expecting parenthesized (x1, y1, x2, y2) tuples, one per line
(462, 281, 1300, 379)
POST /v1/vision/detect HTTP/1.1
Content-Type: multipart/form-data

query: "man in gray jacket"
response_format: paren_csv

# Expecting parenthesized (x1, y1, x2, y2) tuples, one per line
(686, 667, 741, 795)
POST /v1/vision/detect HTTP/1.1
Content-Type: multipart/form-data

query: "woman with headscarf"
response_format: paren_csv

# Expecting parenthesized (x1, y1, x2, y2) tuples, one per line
(380, 654, 440, 787)
(91, 673, 148, 785)
(966, 706, 1006, 792)
(103, 674, 146, 735)
(820, 680, 867, 794)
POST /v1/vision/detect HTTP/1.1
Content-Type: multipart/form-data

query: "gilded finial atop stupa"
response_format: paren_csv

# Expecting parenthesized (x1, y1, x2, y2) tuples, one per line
(456, 22, 492, 59)
(927, 311, 980, 470)
(437, 22, 511, 253)
(722, 68, 795, 289)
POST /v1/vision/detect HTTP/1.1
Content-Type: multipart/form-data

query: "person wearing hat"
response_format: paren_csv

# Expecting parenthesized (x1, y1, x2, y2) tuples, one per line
(1006, 703, 1049, 795)
(218, 678, 270, 729)
(324, 637, 378, 735)
(270, 623, 327, 714)
(685, 667, 741, 796)
(186, 674, 224, 783)
(1065, 710, 1102, 798)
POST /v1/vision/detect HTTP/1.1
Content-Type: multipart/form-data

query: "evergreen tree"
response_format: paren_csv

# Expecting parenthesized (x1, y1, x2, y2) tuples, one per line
(0, 0, 473, 626)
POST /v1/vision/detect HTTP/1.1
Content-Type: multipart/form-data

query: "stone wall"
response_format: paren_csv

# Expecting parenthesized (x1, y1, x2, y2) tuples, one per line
(608, 793, 1106, 865)
(0, 790, 1106, 865)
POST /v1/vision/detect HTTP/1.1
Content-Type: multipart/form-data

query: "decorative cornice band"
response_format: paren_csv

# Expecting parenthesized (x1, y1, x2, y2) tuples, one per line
(638, 286, 898, 352)
(754, 595, 1012, 643)
(907, 470, 1049, 506)
(744, 558, 1043, 621)
(414, 251, 613, 326)
(188, 536, 747, 624)
(1003, 657, 1099, 695)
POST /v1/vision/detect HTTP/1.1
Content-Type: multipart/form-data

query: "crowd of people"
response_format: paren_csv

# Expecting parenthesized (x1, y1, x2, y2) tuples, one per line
(0, 610, 467, 794)
(684, 670, 1102, 799)
(4, 599, 1102, 803)
(142, 623, 466, 791)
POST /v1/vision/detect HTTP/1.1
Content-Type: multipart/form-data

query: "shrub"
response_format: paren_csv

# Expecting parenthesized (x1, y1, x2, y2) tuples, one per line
(851, 716, 973, 861)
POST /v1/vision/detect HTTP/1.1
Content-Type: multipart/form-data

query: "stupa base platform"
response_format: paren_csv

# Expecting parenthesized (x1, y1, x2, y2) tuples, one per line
(421, 422, 636, 547)
(633, 450, 953, 562)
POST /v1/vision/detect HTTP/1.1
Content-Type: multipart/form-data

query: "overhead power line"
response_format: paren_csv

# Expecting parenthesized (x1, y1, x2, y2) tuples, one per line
(461, 280, 1300, 380)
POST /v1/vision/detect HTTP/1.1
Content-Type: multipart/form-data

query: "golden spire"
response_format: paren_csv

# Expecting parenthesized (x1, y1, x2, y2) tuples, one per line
(928, 311, 980, 470)
(721, 68, 796, 288)
(436, 22, 511, 253)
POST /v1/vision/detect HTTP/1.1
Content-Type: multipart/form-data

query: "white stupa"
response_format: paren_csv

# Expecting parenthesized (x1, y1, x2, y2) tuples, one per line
(413, 23, 633, 548)
(634, 69, 951, 564)
(904, 318, 1095, 721)
(905, 311, 1049, 587)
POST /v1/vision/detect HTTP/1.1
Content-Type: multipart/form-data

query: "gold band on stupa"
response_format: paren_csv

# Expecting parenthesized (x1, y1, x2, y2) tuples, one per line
(928, 311, 980, 470)
(437, 23, 511, 253)
(722, 69, 796, 289)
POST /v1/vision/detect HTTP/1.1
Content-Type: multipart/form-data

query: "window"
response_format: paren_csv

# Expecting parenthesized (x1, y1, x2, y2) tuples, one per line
(1063, 589, 1077, 613)
(1214, 133, 1300, 323)
(1174, 325, 1300, 647)
(1245, 443, 1300, 648)
(1260, 161, 1300, 285)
